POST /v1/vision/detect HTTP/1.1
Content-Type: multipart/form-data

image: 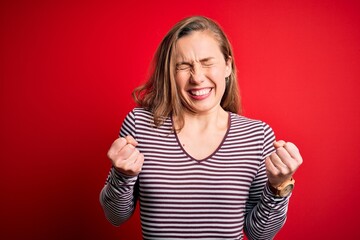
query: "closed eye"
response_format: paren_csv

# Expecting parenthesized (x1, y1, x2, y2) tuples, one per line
(200, 58, 215, 67)
(176, 63, 192, 71)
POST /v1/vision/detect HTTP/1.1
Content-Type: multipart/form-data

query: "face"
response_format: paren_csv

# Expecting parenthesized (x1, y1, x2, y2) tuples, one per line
(174, 30, 232, 115)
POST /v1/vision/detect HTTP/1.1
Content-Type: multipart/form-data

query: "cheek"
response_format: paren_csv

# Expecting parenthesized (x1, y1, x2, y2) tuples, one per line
(207, 68, 227, 94)
(175, 72, 189, 89)
(207, 67, 226, 82)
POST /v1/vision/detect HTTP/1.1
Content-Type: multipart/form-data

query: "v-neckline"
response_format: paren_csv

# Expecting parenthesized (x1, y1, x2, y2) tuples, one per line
(172, 112, 231, 162)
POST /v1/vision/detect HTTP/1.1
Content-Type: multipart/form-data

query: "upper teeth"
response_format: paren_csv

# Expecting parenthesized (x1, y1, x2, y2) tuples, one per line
(191, 88, 211, 96)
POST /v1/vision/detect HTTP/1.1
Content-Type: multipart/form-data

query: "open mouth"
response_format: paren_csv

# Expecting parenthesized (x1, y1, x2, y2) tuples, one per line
(189, 88, 212, 96)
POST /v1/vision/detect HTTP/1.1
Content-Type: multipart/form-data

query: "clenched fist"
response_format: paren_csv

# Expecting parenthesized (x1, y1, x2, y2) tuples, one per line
(265, 140, 303, 188)
(107, 135, 144, 176)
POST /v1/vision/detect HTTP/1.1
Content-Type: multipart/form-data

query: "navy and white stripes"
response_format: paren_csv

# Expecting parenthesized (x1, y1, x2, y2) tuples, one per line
(100, 108, 289, 239)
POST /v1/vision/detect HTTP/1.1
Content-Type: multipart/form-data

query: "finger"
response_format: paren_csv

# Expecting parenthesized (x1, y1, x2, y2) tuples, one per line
(117, 143, 138, 160)
(265, 157, 279, 175)
(283, 142, 303, 165)
(274, 140, 286, 149)
(275, 146, 299, 173)
(275, 147, 292, 163)
(270, 151, 288, 169)
(118, 151, 144, 175)
(125, 135, 138, 147)
(107, 137, 127, 159)
(126, 146, 141, 163)
(112, 144, 137, 167)
(132, 153, 145, 173)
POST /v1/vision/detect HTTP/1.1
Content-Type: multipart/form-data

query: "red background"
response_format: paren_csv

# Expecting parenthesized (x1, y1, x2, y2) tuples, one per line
(1, 0, 359, 239)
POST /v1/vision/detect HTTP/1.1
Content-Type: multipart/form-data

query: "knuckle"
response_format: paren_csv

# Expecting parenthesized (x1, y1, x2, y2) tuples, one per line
(133, 148, 140, 155)
(282, 168, 291, 176)
(125, 135, 136, 144)
(107, 150, 112, 160)
(134, 165, 142, 173)
(122, 162, 132, 172)
(269, 153, 277, 159)
(288, 165, 297, 173)
(115, 137, 126, 147)
(275, 167, 285, 176)
(275, 147, 285, 154)
(298, 156, 304, 165)
(270, 168, 281, 177)
(126, 143, 135, 151)
(138, 158, 145, 166)
(287, 142, 299, 152)
(113, 160, 124, 170)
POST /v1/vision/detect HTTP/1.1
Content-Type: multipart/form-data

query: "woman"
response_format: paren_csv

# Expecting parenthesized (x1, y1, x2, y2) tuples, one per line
(100, 16, 302, 239)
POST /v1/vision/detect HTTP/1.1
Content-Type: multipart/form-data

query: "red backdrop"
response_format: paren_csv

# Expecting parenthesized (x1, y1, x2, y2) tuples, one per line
(1, 0, 359, 239)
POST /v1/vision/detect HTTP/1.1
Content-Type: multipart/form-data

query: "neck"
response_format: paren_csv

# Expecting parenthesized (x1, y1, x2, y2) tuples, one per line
(174, 107, 228, 132)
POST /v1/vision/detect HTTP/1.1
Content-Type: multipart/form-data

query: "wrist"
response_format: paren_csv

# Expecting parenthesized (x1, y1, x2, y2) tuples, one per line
(267, 178, 295, 197)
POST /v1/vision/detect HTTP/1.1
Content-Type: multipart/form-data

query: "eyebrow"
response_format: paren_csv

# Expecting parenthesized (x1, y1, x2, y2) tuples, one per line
(176, 57, 215, 66)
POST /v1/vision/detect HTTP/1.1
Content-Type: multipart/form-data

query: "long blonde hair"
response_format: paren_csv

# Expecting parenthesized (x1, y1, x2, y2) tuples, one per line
(132, 16, 241, 128)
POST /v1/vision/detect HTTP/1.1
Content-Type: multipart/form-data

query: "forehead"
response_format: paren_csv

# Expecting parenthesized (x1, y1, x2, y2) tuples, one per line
(174, 30, 222, 60)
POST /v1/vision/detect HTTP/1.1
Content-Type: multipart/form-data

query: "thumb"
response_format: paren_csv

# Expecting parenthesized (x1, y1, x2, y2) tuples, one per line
(125, 135, 138, 147)
(274, 140, 286, 149)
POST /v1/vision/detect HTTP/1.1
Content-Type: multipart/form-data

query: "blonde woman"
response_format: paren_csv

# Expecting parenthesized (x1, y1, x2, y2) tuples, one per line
(100, 16, 303, 240)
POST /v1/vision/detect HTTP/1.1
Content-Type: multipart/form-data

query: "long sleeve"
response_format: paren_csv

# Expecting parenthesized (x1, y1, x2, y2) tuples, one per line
(244, 123, 290, 239)
(99, 168, 139, 226)
(99, 110, 139, 226)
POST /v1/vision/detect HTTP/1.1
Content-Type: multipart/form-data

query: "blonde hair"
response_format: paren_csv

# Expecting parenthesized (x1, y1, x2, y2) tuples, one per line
(132, 16, 241, 128)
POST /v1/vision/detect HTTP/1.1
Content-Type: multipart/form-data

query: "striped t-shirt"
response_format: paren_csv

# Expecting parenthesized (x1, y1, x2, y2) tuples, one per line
(100, 108, 290, 240)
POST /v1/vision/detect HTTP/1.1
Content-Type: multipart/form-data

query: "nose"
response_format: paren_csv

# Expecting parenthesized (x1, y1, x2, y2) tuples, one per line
(190, 64, 205, 84)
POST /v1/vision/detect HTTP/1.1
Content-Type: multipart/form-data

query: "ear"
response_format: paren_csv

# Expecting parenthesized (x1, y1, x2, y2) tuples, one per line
(225, 56, 232, 78)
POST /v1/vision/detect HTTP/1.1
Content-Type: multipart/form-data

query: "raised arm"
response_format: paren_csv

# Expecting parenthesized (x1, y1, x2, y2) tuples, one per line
(244, 124, 303, 239)
(244, 156, 290, 239)
(99, 136, 144, 226)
